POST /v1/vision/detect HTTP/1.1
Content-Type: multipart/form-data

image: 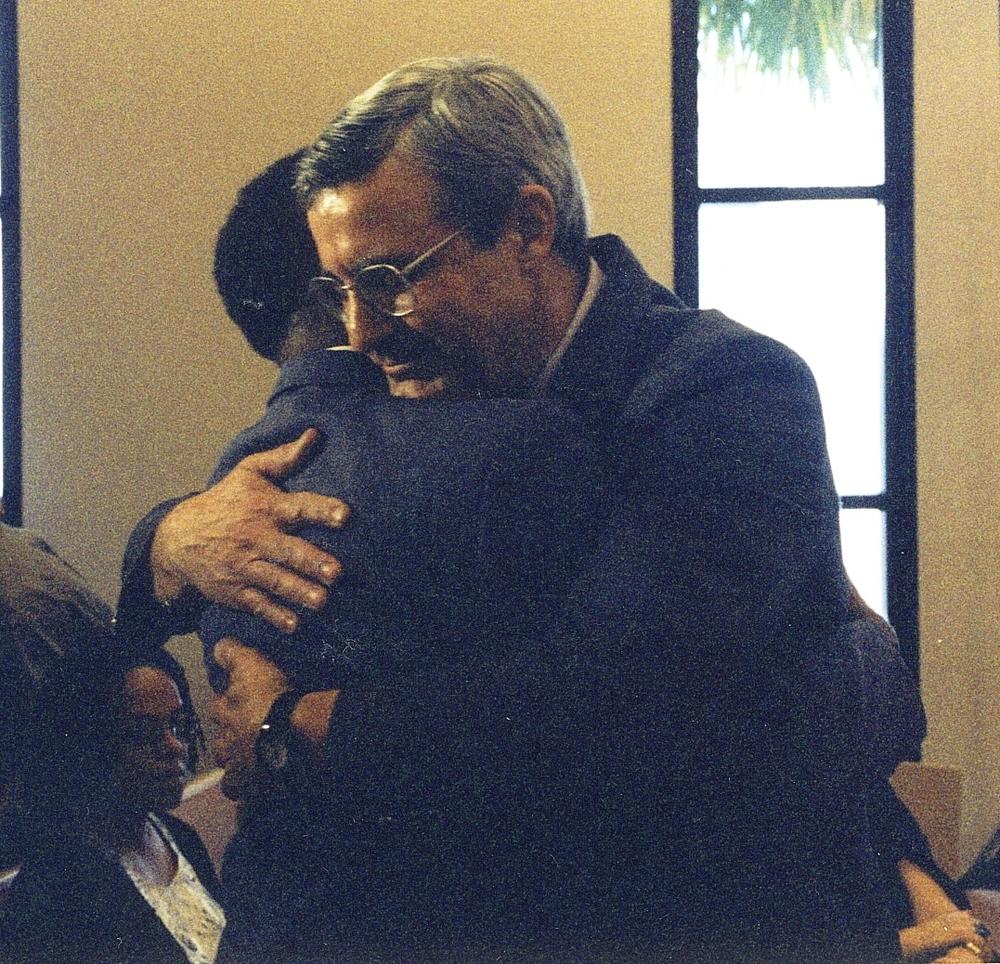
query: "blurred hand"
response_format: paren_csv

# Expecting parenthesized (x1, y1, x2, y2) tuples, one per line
(151, 428, 349, 633)
(209, 638, 291, 801)
(900, 909, 993, 962)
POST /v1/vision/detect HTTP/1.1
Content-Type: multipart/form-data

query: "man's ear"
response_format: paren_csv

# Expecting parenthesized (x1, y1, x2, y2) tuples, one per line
(505, 184, 557, 260)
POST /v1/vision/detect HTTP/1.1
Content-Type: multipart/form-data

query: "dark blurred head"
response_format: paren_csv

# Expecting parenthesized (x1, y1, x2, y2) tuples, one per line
(0, 525, 115, 793)
(19, 647, 201, 844)
(214, 150, 347, 362)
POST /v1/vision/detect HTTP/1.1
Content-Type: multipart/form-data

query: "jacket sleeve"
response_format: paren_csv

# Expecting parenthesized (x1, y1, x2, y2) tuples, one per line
(116, 495, 203, 650)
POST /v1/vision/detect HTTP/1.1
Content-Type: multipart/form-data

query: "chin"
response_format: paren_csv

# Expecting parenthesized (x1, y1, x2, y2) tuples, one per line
(387, 375, 449, 399)
(388, 374, 483, 401)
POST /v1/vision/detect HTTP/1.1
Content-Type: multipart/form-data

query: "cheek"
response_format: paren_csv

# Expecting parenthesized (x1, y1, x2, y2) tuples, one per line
(113, 749, 145, 788)
(415, 278, 499, 351)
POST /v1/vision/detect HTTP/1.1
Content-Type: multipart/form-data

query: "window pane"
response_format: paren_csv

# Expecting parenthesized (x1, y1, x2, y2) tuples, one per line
(699, 199, 885, 495)
(698, 27, 883, 188)
(840, 508, 887, 617)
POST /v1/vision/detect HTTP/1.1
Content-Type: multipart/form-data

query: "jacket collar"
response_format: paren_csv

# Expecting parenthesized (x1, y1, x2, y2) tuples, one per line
(544, 235, 688, 417)
(269, 348, 388, 406)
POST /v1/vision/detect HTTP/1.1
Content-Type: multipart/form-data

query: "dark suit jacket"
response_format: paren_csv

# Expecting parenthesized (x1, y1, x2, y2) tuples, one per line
(0, 812, 223, 964)
(533, 235, 925, 958)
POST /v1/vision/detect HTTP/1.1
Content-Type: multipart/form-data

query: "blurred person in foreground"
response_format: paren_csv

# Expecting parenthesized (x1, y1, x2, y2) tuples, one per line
(0, 523, 224, 961)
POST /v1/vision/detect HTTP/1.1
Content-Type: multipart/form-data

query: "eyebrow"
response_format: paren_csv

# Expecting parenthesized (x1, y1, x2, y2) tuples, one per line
(341, 249, 419, 279)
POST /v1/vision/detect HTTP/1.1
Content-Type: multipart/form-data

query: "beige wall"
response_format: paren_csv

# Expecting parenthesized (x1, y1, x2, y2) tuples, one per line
(914, 0, 1000, 865)
(15, 1, 1000, 866)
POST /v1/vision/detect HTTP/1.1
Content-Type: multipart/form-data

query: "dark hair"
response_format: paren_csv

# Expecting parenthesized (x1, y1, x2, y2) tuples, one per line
(16, 647, 202, 844)
(214, 150, 324, 361)
(296, 57, 591, 269)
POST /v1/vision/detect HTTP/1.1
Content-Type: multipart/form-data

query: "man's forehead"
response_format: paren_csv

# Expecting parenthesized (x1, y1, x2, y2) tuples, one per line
(307, 155, 442, 266)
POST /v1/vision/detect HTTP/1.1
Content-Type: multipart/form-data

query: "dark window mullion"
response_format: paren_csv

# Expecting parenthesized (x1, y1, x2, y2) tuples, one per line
(701, 185, 885, 204)
(0, 0, 23, 525)
(882, 0, 917, 668)
(672, 0, 700, 307)
(841, 494, 888, 510)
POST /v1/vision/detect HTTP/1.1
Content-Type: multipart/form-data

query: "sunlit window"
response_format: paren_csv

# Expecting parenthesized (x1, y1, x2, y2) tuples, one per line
(674, 0, 916, 656)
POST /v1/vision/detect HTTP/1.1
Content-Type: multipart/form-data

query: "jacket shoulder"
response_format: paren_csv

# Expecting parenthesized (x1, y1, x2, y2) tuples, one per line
(628, 306, 820, 419)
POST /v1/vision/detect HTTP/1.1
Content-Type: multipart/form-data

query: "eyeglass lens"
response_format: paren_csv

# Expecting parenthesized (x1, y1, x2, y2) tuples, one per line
(308, 229, 461, 319)
(353, 265, 415, 317)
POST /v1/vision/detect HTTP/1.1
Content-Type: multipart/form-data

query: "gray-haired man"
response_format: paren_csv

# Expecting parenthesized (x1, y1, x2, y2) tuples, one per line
(120, 58, 923, 960)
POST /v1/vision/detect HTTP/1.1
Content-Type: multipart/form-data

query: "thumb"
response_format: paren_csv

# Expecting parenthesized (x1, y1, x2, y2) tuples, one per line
(213, 637, 240, 673)
(241, 428, 322, 481)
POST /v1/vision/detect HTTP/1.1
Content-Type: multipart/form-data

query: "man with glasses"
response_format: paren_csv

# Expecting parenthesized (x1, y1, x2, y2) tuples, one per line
(119, 58, 924, 960)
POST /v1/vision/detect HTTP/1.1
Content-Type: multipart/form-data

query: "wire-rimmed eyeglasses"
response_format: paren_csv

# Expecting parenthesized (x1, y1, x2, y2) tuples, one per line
(308, 229, 463, 318)
(120, 712, 195, 749)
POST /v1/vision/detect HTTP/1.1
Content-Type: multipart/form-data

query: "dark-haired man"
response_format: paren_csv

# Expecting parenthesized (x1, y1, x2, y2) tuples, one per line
(119, 60, 925, 960)
(123, 150, 607, 958)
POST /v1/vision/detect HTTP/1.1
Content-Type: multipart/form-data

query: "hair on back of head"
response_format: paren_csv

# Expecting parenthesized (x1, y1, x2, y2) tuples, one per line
(214, 150, 323, 361)
(296, 57, 591, 269)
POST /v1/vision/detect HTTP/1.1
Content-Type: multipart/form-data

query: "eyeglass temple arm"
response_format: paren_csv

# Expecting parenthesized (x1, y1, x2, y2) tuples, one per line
(401, 229, 463, 278)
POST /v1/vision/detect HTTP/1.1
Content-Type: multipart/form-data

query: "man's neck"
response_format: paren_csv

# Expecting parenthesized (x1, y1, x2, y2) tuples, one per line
(531, 253, 602, 395)
(503, 256, 588, 396)
(540, 257, 590, 356)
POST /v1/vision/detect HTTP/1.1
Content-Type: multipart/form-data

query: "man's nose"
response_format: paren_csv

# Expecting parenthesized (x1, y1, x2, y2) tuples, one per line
(344, 292, 399, 355)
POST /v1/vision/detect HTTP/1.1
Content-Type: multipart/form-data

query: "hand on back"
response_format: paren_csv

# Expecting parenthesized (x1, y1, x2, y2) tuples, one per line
(151, 429, 348, 633)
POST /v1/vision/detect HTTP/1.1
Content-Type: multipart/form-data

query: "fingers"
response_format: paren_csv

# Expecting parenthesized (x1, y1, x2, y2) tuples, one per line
(151, 431, 351, 628)
(235, 553, 343, 632)
(212, 637, 286, 687)
(255, 534, 345, 591)
(212, 636, 245, 674)
(235, 434, 351, 531)
(240, 590, 301, 634)
(242, 428, 321, 481)
(275, 490, 351, 531)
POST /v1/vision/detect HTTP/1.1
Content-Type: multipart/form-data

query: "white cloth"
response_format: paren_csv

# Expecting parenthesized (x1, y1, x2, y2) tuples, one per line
(120, 813, 226, 964)
(534, 256, 604, 394)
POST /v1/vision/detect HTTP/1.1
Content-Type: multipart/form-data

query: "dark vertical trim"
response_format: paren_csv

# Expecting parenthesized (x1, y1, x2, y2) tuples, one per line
(671, 0, 699, 306)
(882, 0, 918, 669)
(0, 0, 21, 526)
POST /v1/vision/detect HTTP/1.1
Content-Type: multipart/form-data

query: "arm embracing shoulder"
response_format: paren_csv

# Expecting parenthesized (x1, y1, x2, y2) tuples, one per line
(117, 494, 199, 650)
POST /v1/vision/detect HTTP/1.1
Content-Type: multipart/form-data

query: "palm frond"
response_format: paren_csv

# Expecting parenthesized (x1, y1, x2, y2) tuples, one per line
(700, 0, 881, 97)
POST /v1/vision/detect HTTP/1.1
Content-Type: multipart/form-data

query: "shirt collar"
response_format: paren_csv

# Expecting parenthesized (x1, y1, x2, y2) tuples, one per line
(534, 256, 604, 395)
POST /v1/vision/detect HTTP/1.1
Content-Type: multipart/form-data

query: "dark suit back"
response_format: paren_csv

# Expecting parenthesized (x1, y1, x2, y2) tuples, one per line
(201, 349, 605, 952)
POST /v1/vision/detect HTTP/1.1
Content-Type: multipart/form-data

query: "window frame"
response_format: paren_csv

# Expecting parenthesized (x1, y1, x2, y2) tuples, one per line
(671, 0, 918, 667)
(1, 0, 22, 526)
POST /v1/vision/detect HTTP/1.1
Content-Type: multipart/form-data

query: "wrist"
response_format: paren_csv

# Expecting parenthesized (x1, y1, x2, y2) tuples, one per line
(150, 511, 187, 603)
(256, 689, 311, 782)
(291, 689, 340, 751)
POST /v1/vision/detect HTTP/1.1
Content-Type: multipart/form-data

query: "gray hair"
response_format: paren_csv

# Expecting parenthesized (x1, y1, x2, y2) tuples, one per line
(296, 57, 591, 268)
